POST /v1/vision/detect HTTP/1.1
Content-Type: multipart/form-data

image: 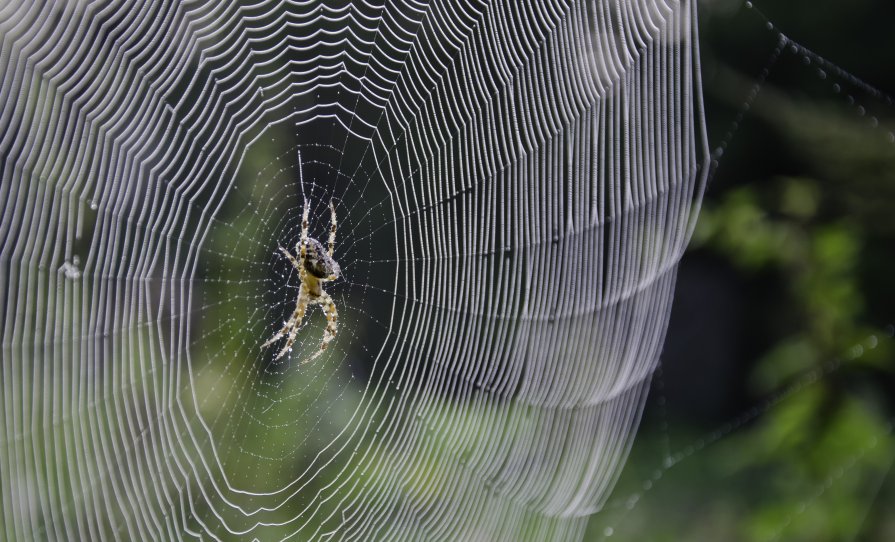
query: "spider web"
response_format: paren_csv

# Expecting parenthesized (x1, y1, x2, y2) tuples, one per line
(1, 0, 707, 540)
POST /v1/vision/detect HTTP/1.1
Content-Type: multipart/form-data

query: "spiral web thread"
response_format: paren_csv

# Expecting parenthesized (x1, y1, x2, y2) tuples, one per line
(0, 0, 708, 540)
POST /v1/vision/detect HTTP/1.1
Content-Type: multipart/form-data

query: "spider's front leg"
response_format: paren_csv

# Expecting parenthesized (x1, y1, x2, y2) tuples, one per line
(261, 285, 306, 354)
(261, 322, 290, 351)
(301, 290, 339, 365)
(274, 286, 310, 360)
(261, 246, 304, 352)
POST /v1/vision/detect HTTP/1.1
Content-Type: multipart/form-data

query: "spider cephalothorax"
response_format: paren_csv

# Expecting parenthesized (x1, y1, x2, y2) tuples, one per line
(262, 200, 339, 364)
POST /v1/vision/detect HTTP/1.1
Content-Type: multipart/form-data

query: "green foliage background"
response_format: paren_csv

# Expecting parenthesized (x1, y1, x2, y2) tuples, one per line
(584, 1, 895, 540)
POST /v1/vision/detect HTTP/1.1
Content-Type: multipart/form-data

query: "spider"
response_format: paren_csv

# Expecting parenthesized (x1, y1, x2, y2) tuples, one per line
(262, 199, 340, 364)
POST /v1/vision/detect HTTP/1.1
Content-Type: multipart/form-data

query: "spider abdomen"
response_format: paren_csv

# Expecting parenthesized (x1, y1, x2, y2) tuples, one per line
(303, 237, 340, 280)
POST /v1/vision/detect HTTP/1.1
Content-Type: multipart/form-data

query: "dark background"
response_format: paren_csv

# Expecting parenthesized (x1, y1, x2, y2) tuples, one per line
(586, 1, 895, 540)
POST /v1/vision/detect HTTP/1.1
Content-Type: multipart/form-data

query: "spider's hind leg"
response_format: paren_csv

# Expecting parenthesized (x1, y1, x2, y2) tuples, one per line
(300, 198, 310, 262)
(327, 201, 337, 258)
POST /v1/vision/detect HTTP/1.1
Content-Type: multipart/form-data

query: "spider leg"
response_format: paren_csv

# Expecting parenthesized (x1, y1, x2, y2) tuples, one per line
(261, 319, 290, 350)
(262, 245, 304, 352)
(278, 246, 302, 272)
(327, 200, 337, 259)
(274, 286, 310, 360)
(298, 198, 310, 283)
(301, 290, 338, 365)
